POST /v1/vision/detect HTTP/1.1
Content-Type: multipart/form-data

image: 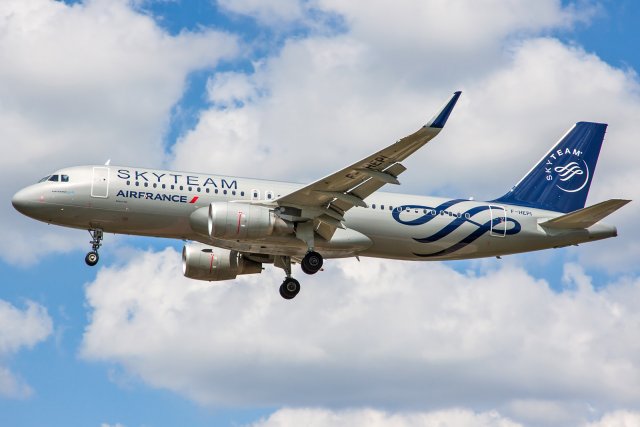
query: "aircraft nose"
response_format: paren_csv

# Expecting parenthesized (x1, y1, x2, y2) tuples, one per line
(11, 187, 36, 215)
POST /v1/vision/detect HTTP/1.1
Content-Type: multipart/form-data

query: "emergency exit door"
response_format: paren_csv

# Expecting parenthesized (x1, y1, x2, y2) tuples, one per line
(489, 205, 507, 237)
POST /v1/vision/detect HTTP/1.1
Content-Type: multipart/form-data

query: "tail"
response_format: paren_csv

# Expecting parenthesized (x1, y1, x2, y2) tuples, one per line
(492, 122, 607, 213)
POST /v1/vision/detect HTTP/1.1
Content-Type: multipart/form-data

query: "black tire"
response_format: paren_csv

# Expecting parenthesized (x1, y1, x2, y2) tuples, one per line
(301, 251, 323, 275)
(279, 278, 300, 299)
(301, 263, 311, 275)
(85, 251, 99, 266)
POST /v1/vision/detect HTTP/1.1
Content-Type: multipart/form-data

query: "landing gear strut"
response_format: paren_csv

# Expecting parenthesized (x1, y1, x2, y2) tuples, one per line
(85, 228, 103, 267)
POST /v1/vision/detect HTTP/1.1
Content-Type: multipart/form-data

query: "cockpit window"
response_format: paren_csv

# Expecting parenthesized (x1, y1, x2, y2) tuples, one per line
(40, 174, 70, 183)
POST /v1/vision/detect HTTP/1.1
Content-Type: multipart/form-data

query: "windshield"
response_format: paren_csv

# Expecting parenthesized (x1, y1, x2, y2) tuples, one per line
(38, 174, 70, 183)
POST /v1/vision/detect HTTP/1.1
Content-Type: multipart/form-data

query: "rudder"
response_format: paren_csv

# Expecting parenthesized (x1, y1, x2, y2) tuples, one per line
(492, 122, 607, 213)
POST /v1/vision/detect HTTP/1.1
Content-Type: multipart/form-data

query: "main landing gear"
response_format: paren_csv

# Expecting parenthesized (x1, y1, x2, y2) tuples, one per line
(280, 277, 301, 300)
(85, 228, 103, 267)
(301, 251, 323, 275)
(275, 251, 324, 300)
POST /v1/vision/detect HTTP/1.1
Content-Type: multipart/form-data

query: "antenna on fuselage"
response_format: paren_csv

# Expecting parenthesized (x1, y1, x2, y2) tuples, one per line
(104, 159, 111, 166)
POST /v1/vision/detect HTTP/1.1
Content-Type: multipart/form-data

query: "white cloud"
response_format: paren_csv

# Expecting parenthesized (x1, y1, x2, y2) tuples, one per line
(80, 247, 640, 423)
(1, 0, 237, 264)
(247, 408, 640, 427)
(585, 411, 640, 427)
(247, 408, 523, 427)
(207, 72, 259, 107)
(0, 367, 33, 400)
(0, 299, 53, 399)
(217, 0, 305, 26)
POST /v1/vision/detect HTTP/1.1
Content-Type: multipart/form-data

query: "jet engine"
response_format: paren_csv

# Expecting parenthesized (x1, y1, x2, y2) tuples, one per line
(208, 202, 293, 240)
(182, 243, 262, 281)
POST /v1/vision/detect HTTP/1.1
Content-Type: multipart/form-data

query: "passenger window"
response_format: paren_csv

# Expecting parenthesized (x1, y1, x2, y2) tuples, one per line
(49, 175, 59, 182)
(381, 205, 385, 210)
(372, 204, 376, 209)
(266, 191, 273, 200)
(61, 175, 69, 182)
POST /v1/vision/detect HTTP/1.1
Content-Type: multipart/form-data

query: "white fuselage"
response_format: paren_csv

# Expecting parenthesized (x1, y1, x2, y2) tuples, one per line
(12, 165, 617, 261)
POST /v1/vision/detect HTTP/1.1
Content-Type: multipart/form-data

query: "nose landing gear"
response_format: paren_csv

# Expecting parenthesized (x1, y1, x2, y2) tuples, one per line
(85, 228, 103, 267)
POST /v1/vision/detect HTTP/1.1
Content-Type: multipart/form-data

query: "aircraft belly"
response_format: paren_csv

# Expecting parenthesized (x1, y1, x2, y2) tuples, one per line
(204, 228, 373, 259)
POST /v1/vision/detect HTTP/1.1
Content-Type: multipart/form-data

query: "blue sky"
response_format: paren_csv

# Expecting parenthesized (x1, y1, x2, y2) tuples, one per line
(1, 1, 640, 426)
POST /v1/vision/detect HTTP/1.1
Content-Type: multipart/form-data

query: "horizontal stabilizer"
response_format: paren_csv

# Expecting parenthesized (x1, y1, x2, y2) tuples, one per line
(540, 199, 631, 229)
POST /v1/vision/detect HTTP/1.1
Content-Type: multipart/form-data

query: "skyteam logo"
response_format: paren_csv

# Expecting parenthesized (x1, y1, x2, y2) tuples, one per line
(554, 161, 589, 193)
(393, 200, 521, 257)
(545, 147, 589, 193)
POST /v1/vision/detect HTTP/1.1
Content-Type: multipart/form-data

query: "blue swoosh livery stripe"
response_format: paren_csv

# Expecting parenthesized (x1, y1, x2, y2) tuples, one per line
(392, 200, 522, 257)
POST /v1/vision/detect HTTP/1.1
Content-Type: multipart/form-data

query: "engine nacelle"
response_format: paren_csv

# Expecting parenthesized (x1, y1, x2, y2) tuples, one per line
(208, 202, 293, 240)
(182, 243, 262, 281)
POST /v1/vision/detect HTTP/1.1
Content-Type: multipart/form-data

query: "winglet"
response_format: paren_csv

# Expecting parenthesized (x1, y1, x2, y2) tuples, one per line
(426, 91, 462, 129)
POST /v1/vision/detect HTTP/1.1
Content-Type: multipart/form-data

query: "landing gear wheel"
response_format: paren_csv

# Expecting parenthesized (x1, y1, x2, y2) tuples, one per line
(301, 251, 323, 275)
(279, 278, 300, 300)
(85, 251, 99, 266)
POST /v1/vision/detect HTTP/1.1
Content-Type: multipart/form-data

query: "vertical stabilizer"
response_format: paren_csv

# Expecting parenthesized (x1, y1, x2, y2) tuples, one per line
(492, 122, 606, 213)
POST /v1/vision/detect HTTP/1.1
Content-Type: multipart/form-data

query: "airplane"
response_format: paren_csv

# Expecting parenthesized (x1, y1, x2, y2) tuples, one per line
(11, 91, 630, 299)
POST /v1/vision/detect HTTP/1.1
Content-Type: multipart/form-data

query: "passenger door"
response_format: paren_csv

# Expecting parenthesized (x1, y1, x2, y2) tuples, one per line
(91, 167, 110, 198)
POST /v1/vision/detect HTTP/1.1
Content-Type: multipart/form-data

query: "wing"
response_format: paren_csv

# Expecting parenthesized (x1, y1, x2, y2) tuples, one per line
(274, 91, 461, 235)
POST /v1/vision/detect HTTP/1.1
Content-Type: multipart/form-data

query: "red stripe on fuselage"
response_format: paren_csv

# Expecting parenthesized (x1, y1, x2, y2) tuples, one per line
(189, 196, 199, 203)
(236, 212, 243, 235)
